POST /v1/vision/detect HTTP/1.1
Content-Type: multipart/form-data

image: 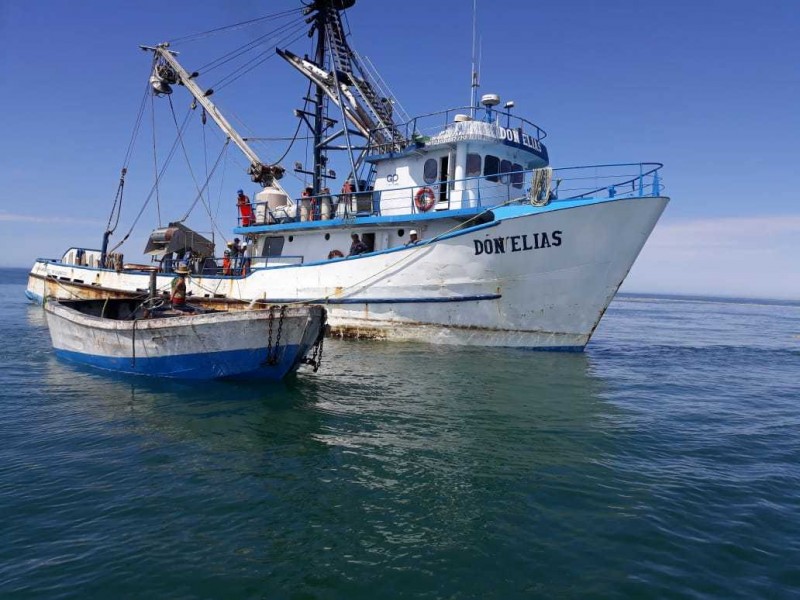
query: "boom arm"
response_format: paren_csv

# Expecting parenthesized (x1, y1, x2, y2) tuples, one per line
(143, 43, 287, 191)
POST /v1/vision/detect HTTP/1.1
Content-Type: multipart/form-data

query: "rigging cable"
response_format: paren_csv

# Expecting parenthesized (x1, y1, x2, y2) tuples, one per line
(167, 98, 234, 245)
(150, 92, 162, 226)
(196, 13, 306, 76)
(213, 143, 230, 229)
(167, 7, 303, 45)
(108, 107, 194, 254)
(271, 80, 312, 166)
(167, 95, 213, 225)
(178, 138, 230, 224)
(104, 77, 151, 236)
(211, 22, 310, 92)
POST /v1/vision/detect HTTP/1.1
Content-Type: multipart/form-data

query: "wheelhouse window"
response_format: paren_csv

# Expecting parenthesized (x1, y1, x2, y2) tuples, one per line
(511, 163, 524, 189)
(466, 153, 482, 177)
(484, 155, 499, 182)
(261, 236, 284, 257)
(500, 159, 512, 184)
(423, 158, 438, 184)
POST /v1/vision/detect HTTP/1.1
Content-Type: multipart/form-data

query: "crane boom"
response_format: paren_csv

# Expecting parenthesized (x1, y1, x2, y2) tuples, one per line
(142, 43, 287, 191)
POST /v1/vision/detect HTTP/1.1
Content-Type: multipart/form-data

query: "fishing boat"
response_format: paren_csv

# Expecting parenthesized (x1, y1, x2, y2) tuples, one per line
(26, 0, 669, 350)
(44, 297, 326, 380)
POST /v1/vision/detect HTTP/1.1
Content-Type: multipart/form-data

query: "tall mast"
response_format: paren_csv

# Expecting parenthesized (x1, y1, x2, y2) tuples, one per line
(312, 6, 327, 195)
(470, 0, 480, 117)
(277, 0, 407, 190)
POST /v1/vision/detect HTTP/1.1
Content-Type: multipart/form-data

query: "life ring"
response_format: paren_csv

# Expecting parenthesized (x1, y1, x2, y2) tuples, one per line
(414, 187, 436, 212)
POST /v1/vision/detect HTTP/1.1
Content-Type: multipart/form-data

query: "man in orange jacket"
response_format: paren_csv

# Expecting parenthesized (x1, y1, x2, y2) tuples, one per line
(237, 189, 254, 226)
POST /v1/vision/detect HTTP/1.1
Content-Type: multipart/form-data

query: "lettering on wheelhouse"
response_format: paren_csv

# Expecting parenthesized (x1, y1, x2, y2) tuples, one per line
(497, 127, 542, 153)
(473, 231, 562, 256)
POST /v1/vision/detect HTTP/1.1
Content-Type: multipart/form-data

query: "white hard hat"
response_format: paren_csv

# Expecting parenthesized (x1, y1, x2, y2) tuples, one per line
(410, 230, 418, 235)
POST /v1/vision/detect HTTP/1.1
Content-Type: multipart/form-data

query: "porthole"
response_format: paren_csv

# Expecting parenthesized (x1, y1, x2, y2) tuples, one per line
(397, 228, 405, 237)
(288, 235, 294, 242)
(325, 233, 330, 241)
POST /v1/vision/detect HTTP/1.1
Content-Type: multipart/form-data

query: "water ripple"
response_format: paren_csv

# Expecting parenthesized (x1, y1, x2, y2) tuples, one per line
(1, 272, 799, 598)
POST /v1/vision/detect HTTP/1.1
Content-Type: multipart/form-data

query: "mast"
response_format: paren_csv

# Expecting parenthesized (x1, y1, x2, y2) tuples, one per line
(312, 5, 327, 194)
(277, 0, 407, 189)
(470, 0, 480, 116)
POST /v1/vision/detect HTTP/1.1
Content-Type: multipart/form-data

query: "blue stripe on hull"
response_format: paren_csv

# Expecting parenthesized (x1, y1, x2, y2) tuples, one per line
(265, 293, 501, 305)
(522, 345, 585, 353)
(53, 345, 306, 380)
(26, 290, 44, 304)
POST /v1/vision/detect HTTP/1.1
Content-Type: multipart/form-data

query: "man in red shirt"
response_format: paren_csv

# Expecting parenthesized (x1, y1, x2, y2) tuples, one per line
(236, 189, 254, 226)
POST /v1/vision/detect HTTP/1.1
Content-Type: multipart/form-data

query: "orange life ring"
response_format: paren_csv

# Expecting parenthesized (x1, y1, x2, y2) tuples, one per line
(414, 187, 436, 212)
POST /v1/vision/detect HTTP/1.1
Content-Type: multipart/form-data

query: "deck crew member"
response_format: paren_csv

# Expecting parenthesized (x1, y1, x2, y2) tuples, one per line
(320, 187, 333, 220)
(231, 238, 242, 272)
(348, 233, 368, 256)
(222, 248, 232, 275)
(339, 179, 354, 216)
(236, 189, 254, 226)
(300, 186, 314, 221)
(171, 264, 190, 309)
(405, 230, 419, 246)
(241, 242, 251, 275)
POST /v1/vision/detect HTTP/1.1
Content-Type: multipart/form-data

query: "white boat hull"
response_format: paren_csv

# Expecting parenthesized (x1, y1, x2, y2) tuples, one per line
(44, 301, 326, 379)
(28, 196, 667, 350)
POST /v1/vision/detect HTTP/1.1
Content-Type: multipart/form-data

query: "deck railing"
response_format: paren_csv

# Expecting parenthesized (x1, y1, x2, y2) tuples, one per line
(368, 105, 548, 153)
(241, 162, 664, 226)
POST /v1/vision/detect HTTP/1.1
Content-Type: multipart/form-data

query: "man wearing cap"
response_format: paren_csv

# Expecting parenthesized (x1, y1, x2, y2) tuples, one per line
(236, 189, 254, 226)
(231, 237, 242, 273)
(348, 233, 368, 256)
(222, 246, 232, 276)
(405, 230, 420, 246)
(171, 264, 190, 310)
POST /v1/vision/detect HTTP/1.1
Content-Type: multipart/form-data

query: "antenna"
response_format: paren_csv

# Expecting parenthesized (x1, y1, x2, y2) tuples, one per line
(470, 0, 479, 117)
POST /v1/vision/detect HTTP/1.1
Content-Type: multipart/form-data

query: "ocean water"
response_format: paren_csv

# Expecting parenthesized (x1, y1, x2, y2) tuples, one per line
(1, 266, 799, 599)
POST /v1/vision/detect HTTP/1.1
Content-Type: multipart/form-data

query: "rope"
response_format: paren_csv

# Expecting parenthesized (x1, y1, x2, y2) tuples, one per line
(530, 167, 553, 206)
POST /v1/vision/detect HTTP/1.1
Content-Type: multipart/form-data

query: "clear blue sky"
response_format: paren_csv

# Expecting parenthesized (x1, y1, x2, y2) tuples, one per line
(1, 0, 798, 298)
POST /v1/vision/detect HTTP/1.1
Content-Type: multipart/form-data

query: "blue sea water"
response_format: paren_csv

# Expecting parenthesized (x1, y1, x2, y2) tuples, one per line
(1, 267, 799, 599)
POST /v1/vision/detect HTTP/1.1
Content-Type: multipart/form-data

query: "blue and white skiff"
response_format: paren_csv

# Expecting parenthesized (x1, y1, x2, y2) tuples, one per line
(44, 298, 326, 380)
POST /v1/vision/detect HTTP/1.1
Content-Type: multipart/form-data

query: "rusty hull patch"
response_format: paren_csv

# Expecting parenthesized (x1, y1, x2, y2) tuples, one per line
(328, 325, 389, 340)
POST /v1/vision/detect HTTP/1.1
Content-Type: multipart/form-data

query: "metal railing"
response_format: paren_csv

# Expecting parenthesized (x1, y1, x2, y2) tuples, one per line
(401, 105, 545, 143)
(239, 162, 664, 226)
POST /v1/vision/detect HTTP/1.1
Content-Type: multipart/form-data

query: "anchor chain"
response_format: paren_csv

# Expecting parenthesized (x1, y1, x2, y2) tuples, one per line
(266, 305, 286, 366)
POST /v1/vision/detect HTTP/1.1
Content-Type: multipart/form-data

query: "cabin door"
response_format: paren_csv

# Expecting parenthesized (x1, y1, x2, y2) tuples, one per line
(362, 232, 376, 253)
(438, 155, 449, 205)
